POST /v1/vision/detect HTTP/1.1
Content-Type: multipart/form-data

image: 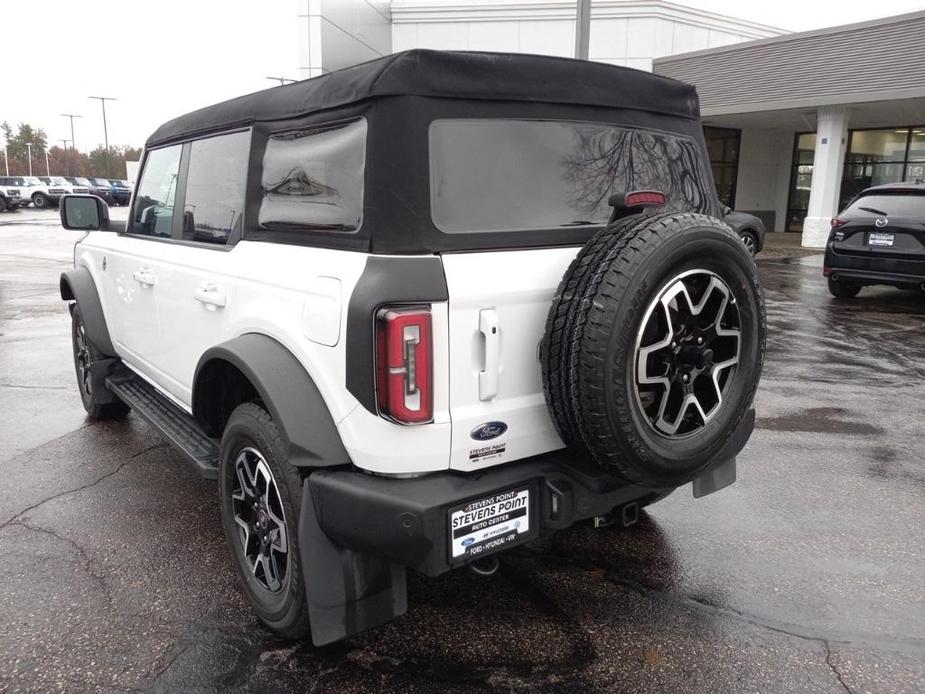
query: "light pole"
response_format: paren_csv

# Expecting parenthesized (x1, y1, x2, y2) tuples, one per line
(58, 139, 71, 175)
(575, 0, 591, 60)
(25, 142, 33, 176)
(88, 96, 116, 177)
(44, 148, 51, 176)
(2, 142, 8, 176)
(265, 76, 296, 86)
(60, 113, 82, 153)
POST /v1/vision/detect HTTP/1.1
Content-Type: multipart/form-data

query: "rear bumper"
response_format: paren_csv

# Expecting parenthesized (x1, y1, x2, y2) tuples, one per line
(824, 247, 925, 286)
(299, 408, 753, 645)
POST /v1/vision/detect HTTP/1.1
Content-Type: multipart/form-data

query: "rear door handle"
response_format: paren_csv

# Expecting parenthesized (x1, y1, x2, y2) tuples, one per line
(194, 283, 227, 310)
(479, 309, 499, 401)
(132, 269, 157, 287)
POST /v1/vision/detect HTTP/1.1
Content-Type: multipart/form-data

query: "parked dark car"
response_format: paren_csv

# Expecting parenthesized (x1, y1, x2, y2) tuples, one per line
(107, 179, 131, 205)
(64, 177, 113, 204)
(824, 183, 925, 298)
(722, 206, 765, 256)
(89, 177, 118, 204)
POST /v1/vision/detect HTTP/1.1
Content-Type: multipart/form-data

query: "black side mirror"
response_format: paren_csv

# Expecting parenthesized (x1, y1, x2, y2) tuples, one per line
(60, 194, 110, 231)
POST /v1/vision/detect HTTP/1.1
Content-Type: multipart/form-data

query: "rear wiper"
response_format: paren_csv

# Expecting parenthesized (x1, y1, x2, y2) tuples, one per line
(560, 220, 596, 227)
(858, 206, 888, 216)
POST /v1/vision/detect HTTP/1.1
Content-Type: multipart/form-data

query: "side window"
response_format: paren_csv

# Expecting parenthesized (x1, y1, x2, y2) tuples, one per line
(258, 118, 366, 233)
(182, 130, 250, 245)
(130, 145, 182, 237)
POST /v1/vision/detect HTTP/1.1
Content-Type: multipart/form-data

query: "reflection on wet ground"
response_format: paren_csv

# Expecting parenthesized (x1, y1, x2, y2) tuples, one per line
(1, 216, 923, 693)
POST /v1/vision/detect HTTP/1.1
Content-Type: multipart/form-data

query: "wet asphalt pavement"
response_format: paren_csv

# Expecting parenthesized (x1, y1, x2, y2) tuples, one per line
(1, 208, 923, 693)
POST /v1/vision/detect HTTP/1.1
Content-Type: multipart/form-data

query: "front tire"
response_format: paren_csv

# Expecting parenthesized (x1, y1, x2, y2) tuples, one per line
(32, 193, 48, 209)
(740, 230, 759, 256)
(827, 277, 861, 299)
(218, 403, 311, 639)
(71, 306, 130, 420)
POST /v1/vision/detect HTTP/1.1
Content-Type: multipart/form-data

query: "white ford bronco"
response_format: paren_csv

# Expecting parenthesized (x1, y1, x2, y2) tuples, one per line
(59, 50, 765, 646)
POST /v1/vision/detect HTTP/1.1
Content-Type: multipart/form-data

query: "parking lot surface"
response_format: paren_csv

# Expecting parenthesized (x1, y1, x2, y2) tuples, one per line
(1, 208, 923, 693)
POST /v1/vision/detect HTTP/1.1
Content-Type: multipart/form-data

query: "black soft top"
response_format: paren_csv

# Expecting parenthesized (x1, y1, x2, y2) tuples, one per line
(146, 49, 700, 147)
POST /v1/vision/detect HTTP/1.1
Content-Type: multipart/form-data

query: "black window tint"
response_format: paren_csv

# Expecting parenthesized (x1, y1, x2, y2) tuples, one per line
(430, 119, 712, 233)
(258, 118, 366, 233)
(846, 193, 925, 217)
(182, 130, 250, 245)
(131, 145, 182, 237)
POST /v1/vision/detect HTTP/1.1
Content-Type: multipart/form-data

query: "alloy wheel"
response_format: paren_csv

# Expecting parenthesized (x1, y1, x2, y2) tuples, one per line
(634, 269, 741, 438)
(231, 447, 289, 593)
(74, 320, 92, 397)
(741, 233, 756, 255)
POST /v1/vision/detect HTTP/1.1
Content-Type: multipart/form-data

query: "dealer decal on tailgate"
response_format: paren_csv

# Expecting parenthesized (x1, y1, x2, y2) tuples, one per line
(449, 487, 531, 560)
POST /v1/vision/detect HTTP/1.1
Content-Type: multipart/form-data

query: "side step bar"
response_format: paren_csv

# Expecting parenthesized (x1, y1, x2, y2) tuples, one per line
(106, 368, 220, 479)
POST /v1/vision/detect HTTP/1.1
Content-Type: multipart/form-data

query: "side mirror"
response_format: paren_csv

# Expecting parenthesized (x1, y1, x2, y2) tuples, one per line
(60, 194, 110, 231)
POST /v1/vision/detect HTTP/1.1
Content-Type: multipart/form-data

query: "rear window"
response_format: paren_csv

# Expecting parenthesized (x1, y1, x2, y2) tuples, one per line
(429, 119, 711, 234)
(258, 118, 366, 233)
(846, 192, 925, 217)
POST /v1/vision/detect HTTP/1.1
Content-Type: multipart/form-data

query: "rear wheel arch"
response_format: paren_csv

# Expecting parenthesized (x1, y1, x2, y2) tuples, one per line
(193, 334, 351, 469)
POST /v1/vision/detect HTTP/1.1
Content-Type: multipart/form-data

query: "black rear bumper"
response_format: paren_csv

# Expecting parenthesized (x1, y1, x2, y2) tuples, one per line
(825, 247, 925, 287)
(298, 408, 753, 645)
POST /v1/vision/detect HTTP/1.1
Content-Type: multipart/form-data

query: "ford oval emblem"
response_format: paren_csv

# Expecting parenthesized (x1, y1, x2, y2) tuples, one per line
(470, 421, 508, 441)
(875, 217, 888, 228)
(462, 537, 475, 547)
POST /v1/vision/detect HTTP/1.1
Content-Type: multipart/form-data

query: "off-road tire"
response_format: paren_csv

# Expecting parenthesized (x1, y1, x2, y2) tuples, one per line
(70, 306, 130, 420)
(543, 213, 765, 487)
(32, 193, 48, 209)
(827, 277, 861, 299)
(541, 212, 676, 453)
(218, 403, 311, 639)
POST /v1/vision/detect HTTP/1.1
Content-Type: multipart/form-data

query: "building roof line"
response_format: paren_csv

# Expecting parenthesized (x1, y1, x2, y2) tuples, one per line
(391, 0, 786, 35)
(654, 8, 925, 64)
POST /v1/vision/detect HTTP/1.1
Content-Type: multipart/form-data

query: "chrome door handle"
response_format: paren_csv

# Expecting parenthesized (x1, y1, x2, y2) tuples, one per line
(479, 308, 499, 401)
(132, 269, 157, 287)
(194, 284, 227, 310)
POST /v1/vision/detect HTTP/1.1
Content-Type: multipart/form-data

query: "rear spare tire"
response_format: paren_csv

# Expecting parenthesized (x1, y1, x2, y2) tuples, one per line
(541, 213, 765, 488)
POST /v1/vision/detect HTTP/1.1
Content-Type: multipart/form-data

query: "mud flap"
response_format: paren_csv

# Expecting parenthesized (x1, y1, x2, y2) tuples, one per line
(691, 406, 754, 498)
(299, 481, 408, 646)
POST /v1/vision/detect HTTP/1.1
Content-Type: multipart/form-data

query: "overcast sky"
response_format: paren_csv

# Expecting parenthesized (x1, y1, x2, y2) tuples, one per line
(4, 0, 922, 151)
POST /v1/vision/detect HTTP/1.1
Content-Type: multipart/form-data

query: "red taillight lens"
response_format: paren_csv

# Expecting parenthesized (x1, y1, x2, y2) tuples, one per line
(624, 190, 666, 208)
(376, 306, 433, 424)
(831, 217, 847, 228)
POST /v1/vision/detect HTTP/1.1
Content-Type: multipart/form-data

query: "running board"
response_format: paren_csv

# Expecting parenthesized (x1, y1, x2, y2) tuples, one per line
(106, 369, 220, 479)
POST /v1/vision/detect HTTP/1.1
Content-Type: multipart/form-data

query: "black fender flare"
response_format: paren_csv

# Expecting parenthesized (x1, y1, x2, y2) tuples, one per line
(60, 267, 116, 357)
(193, 334, 351, 468)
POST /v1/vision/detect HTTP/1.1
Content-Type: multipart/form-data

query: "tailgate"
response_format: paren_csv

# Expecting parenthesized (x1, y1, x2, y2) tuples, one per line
(441, 247, 580, 470)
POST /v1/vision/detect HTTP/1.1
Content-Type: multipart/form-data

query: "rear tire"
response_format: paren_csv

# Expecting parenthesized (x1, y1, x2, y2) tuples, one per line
(218, 403, 311, 639)
(827, 277, 861, 299)
(542, 213, 765, 488)
(32, 193, 48, 209)
(71, 306, 130, 420)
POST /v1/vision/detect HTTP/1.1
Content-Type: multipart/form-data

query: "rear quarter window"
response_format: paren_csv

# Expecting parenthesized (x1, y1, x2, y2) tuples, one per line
(429, 119, 713, 234)
(257, 118, 366, 234)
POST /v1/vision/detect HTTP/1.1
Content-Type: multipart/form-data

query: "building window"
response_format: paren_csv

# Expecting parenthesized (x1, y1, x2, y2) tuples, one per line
(703, 126, 740, 208)
(785, 133, 816, 232)
(788, 126, 925, 232)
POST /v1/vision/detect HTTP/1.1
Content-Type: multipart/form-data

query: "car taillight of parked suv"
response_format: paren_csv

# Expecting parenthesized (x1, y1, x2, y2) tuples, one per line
(824, 183, 925, 298)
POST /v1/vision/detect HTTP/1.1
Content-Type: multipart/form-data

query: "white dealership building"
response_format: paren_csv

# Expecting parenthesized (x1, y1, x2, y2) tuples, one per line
(297, 1, 925, 246)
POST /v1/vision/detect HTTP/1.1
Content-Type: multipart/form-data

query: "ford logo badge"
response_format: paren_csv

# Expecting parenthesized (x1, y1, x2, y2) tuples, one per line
(875, 218, 888, 228)
(470, 421, 508, 440)
(462, 537, 475, 547)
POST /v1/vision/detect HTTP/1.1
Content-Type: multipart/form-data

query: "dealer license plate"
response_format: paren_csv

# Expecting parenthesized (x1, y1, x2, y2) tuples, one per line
(868, 232, 894, 247)
(448, 486, 532, 561)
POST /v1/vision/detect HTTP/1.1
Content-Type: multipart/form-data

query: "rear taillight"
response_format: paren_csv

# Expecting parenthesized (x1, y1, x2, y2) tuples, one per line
(831, 217, 847, 228)
(624, 190, 666, 207)
(376, 306, 433, 424)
